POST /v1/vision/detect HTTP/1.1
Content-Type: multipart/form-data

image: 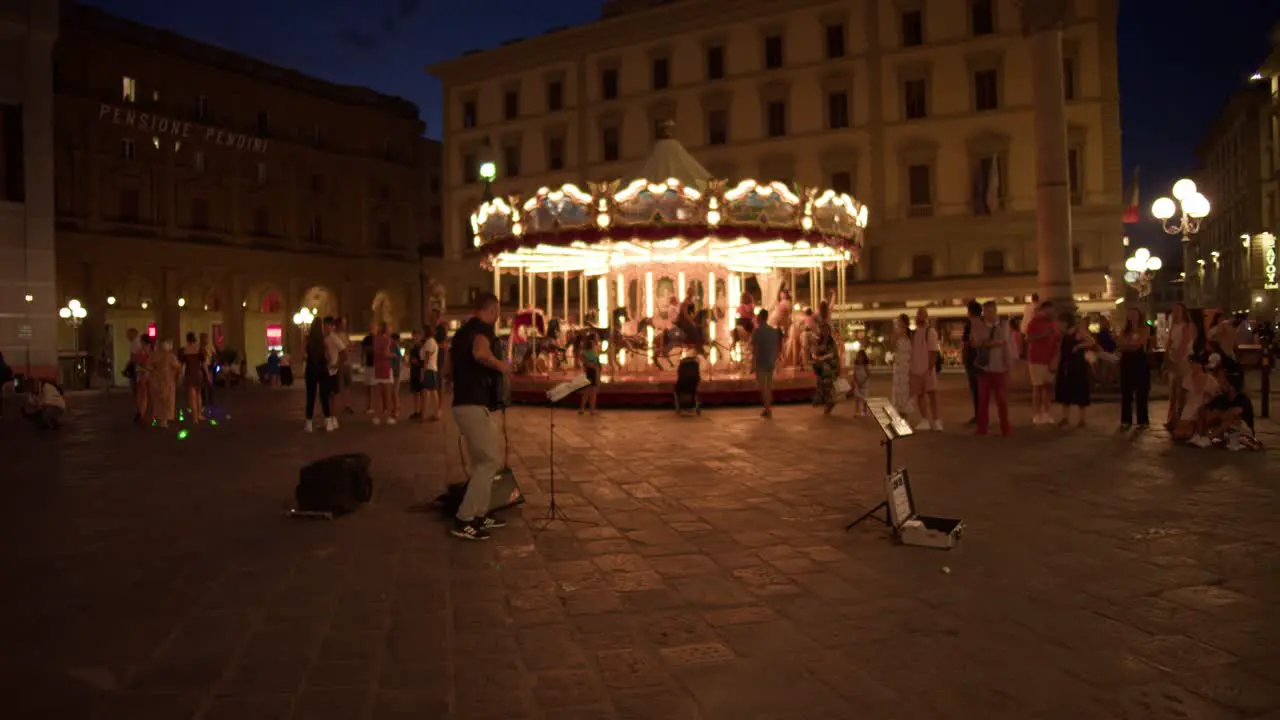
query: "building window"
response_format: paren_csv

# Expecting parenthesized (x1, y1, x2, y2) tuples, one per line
(827, 92, 849, 129)
(463, 153, 477, 183)
(257, 111, 270, 135)
(121, 138, 136, 160)
(309, 216, 323, 244)
(830, 171, 852, 194)
(973, 155, 1005, 212)
(981, 250, 1005, 274)
(826, 24, 846, 59)
(503, 144, 521, 177)
(707, 110, 728, 145)
(547, 81, 563, 111)
(503, 91, 519, 120)
(601, 69, 619, 100)
(903, 80, 928, 120)
(911, 253, 934, 279)
(652, 58, 670, 90)
(707, 46, 725, 80)
(1072, 245, 1082, 269)
(1, 103, 25, 203)
(765, 101, 787, 138)
(462, 101, 477, 129)
(907, 163, 933, 216)
(974, 70, 999, 111)
(191, 198, 209, 229)
(901, 10, 924, 47)
(119, 188, 139, 222)
(122, 76, 136, 102)
(763, 35, 784, 69)
(253, 207, 269, 235)
(602, 126, 620, 162)
(1063, 58, 1077, 101)
(547, 137, 565, 170)
(1068, 148, 1082, 205)
(376, 222, 392, 249)
(256, 162, 267, 184)
(196, 95, 208, 120)
(971, 0, 995, 36)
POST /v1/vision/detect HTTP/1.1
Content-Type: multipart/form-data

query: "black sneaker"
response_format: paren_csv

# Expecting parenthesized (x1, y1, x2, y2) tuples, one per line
(482, 515, 508, 529)
(450, 519, 490, 540)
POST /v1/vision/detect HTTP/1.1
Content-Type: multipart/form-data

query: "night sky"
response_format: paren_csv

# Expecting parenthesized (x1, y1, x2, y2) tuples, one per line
(88, 0, 1277, 265)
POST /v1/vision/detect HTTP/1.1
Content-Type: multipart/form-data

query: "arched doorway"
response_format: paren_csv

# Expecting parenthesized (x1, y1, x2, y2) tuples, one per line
(104, 274, 158, 387)
(371, 291, 400, 332)
(243, 283, 287, 366)
(300, 286, 338, 319)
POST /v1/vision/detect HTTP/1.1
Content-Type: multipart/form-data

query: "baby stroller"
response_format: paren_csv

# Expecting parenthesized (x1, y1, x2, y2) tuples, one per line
(674, 356, 701, 415)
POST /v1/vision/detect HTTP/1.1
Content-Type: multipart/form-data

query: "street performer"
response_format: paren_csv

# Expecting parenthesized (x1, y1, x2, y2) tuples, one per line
(442, 292, 510, 541)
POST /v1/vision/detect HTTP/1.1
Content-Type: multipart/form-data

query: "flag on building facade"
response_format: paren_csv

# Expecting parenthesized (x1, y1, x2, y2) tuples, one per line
(1121, 166, 1141, 224)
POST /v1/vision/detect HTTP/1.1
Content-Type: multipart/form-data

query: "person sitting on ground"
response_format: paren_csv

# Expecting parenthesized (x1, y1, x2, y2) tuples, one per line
(1203, 367, 1261, 450)
(1171, 354, 1220, 447)
(21, 377, 66, 429)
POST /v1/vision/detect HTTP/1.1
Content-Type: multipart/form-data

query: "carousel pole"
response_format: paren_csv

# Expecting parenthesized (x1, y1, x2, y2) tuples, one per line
(545, 273, 552, 316)
(562, 271, 569, 321)
(517, 267, 525, 309)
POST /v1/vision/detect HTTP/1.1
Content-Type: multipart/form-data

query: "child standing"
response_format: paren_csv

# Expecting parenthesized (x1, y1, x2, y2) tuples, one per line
(850, 349, 871, 416)
(579, 333, 601, 415)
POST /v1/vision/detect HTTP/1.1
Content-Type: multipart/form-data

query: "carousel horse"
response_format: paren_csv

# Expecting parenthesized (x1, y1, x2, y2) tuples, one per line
(652, 305, 718, 368)
(511, 308, 547, 374)
(606, 308, 651, 374)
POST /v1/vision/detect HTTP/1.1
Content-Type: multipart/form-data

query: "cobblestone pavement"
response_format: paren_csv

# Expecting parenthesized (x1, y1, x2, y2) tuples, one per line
(2, 383, 1278, 720)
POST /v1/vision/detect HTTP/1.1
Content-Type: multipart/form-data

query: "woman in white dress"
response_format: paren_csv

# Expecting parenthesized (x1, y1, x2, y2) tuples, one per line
(890, 313, 914, 415)
(1164, 302, 1196, 428)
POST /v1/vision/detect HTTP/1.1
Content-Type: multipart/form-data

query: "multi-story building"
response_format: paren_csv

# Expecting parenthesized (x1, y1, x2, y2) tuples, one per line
(429, 0, 1125, 324)
(1242, 24, 1280, 320)
(1, 0, 59, 381)
(52, 3, 441, 383)
(1192, 83, 1274, 313)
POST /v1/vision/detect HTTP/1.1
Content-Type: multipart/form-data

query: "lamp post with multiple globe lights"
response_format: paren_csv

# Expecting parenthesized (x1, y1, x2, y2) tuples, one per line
(1151, 178, 1211, 305)
(292, 307, 315, 337)
(1124, 248, 1163, 319)
(59, 299, 88, 388)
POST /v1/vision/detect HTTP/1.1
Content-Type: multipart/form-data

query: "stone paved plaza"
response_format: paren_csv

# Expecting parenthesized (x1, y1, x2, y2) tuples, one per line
(1, 382, 1278, 720)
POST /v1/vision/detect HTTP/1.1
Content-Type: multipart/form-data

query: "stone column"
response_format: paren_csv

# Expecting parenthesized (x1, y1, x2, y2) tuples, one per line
(227, 273, 247, 355)
(160, 267, 181, 344)
(1023, 0, 1075, 310)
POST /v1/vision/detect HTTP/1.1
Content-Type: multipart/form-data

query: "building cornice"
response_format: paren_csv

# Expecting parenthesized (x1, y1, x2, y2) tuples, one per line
(426, 0, 837, 86)
(61, 2, 422, 123)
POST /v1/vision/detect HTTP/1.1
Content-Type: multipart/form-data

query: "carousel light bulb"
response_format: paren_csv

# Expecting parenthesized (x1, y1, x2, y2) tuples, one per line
(596, 213, 610, 228)
(473, 236, 481, 247)
(706, 210, 721, 226)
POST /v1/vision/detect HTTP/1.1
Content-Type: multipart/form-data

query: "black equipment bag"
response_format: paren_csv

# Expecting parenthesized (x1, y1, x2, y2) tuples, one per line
(296, 453, 373, 515)
(676, 357, 701, 395)
(436, 409, 526, 516)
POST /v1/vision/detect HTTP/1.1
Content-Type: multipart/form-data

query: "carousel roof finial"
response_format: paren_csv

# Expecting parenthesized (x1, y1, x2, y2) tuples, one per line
(631, 120, 711, 187)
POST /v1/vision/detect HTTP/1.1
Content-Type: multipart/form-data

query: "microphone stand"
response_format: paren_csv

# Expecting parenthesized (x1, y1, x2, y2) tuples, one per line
(534, 384, 594, 532)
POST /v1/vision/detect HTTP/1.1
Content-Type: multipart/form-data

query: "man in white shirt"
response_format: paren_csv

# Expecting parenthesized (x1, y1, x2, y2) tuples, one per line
(325, 317, 350, 417)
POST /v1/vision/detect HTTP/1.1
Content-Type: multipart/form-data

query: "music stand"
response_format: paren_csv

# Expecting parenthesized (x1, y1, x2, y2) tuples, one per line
(533, 377, 595, 532)
(846, 397, 914, 531)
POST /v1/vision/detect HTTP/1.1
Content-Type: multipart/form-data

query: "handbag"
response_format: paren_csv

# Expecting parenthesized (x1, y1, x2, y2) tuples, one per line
(834, 378, 851, 396)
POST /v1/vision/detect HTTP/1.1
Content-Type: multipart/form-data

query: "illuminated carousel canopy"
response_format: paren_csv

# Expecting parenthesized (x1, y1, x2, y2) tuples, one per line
(470, 125, 868, 275)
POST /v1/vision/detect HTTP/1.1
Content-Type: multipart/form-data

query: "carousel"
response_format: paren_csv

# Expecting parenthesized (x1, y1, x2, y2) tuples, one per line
(470, 121, 868, 407)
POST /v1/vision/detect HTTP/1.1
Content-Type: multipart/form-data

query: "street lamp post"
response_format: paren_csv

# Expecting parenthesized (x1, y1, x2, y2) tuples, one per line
(58, 298, 88, 388)
(1124, 248, 1163, 320)
(292, 308, 315, 349)
(1151, 178, 1211, 305)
